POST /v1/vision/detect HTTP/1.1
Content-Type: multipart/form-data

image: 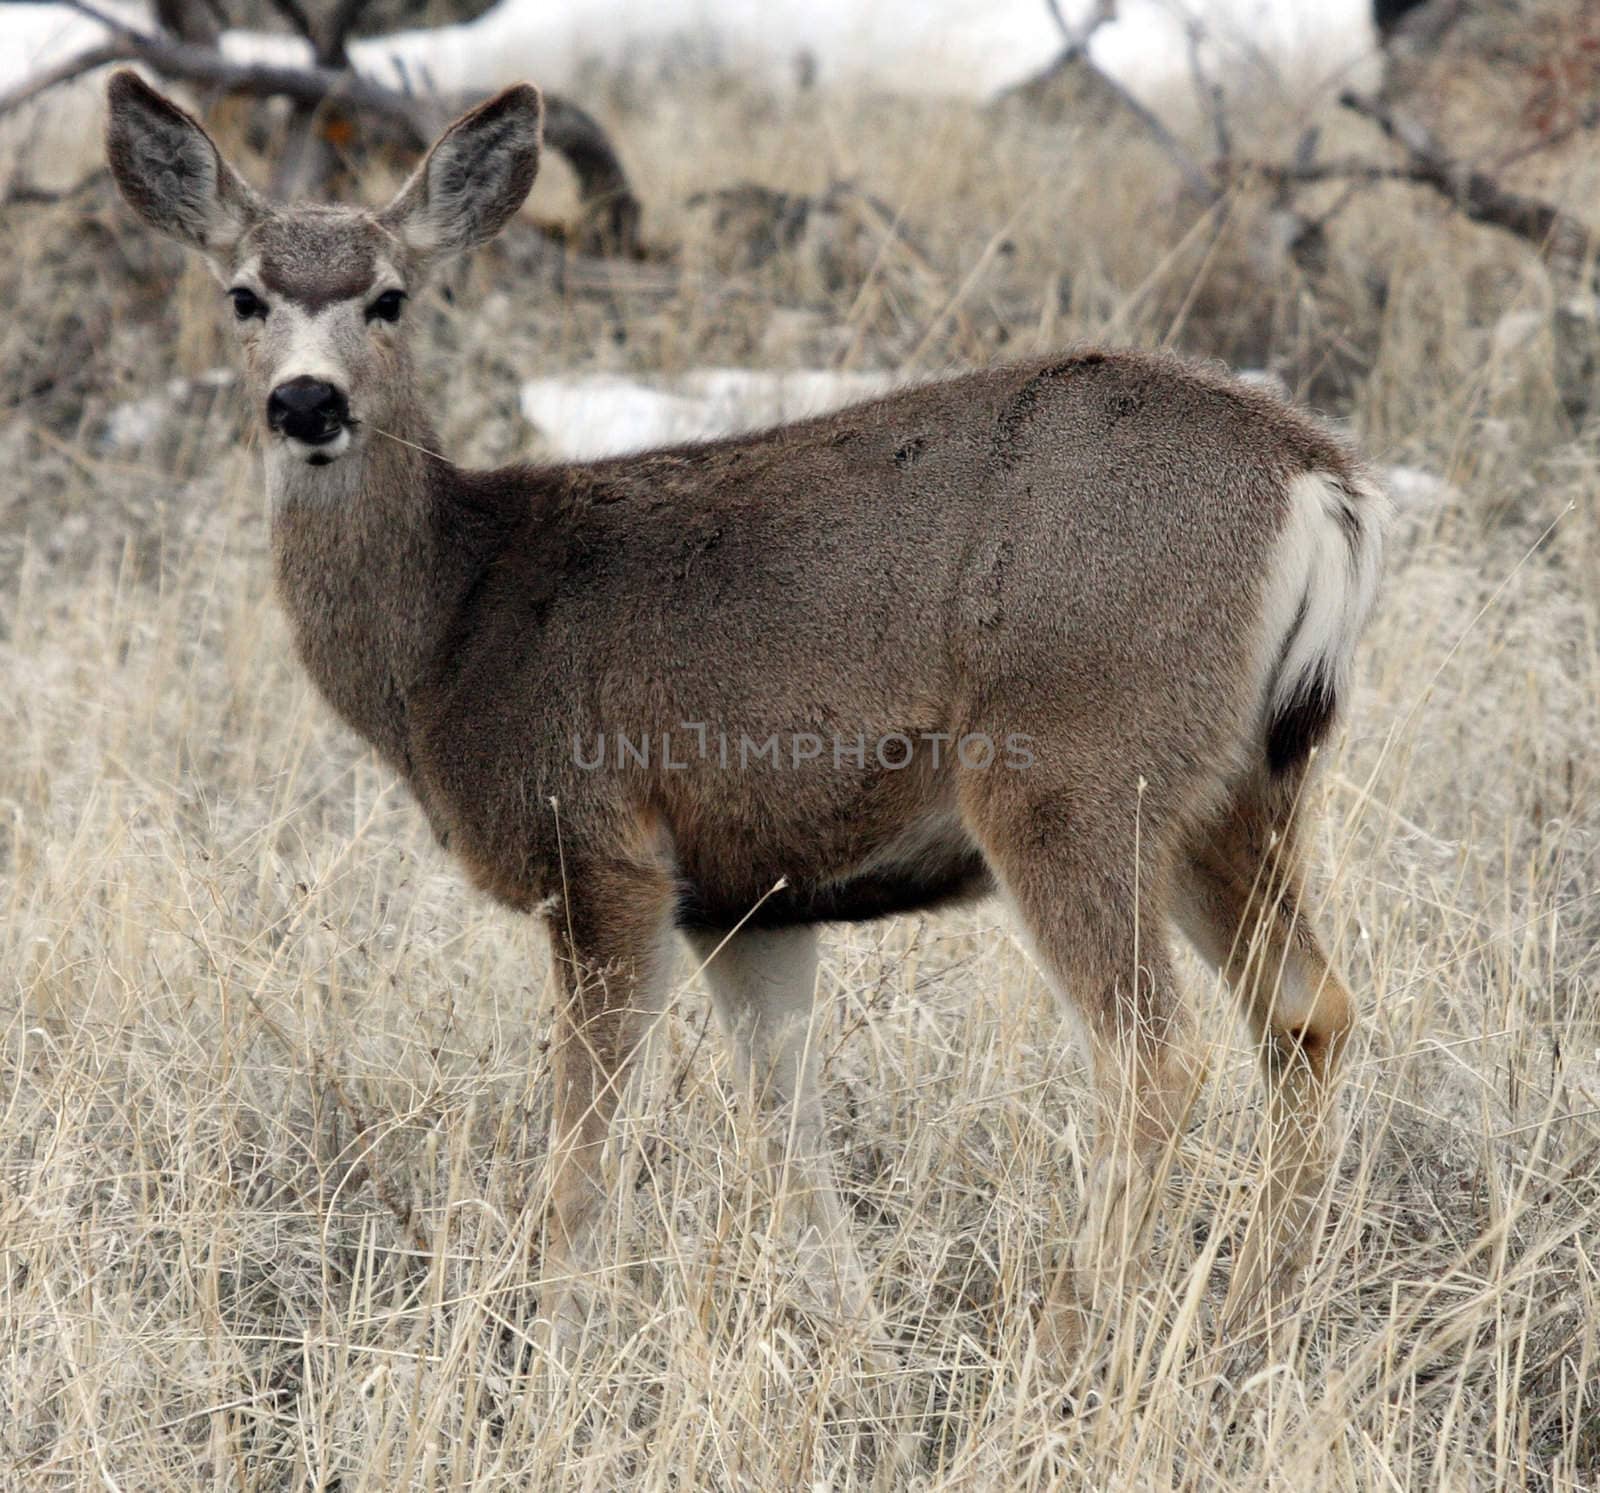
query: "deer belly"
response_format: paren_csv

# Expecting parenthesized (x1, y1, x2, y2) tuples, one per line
(673, 810, 992, 931)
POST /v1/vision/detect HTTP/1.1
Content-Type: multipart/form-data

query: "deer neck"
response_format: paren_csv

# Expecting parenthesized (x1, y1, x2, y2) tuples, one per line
(267, 408, 473, 780)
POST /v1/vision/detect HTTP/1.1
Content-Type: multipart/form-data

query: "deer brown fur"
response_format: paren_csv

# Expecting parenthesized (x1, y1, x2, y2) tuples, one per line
(106, 69, 1388, 1362)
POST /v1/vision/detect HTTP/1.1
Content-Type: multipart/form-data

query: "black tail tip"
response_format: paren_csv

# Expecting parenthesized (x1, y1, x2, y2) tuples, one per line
(1267, 672, 1339, 775)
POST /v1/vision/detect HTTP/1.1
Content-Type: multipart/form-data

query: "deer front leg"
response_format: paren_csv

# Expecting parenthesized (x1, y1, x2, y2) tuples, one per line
(536, 859, 676, 1367)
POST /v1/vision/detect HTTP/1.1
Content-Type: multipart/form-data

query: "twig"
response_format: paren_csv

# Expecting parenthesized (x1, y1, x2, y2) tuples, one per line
(262, 0, 315, 49)
(1242, 131, 1371, 271)
(154, 0, 218, 46)
(1236, 157, 1421, 188)
(2, 168, 110, 206)
(1488, 102, 1600, 176)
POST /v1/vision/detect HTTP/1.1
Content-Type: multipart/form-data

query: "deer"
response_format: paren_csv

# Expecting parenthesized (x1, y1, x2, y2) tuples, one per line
(104, 68, 1387, 1366)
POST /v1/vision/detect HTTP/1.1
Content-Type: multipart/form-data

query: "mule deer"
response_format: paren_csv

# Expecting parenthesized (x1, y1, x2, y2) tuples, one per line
(105, 70, 1386, 1361)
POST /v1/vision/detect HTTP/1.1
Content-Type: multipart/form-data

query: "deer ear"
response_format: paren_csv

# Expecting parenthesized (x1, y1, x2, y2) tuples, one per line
(105, 70, 266, 264)
(378, 85, 542, 263)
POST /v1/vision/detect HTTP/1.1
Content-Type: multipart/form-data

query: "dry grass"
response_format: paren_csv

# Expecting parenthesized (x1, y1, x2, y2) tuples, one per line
(2, 58, 1598, 1491)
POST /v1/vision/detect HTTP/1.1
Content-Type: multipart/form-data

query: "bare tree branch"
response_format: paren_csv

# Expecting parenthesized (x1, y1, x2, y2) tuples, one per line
(256, 0, 374, 195)
(261, 0, 316, 49)
(1340, 89, 1595, 281)
(1003, 0, 1218, 205)
(0, 26, 643, 254)
(1488, 102, 1600, 176)
(1117, 91, 1216, 203)
(1237, 157, 1418, 188)
(1041, 0, 1117, 56)
(1175, 5, 1231, 162)
(0, 34, 429, 131)
(2, 169, 109, 206)
(0, 41, 124, 117)
(319, 0, 377, 68)
(153, 0, 218, 46)
(46, 0, 148, 39)
(1377, 0, 1464, 51)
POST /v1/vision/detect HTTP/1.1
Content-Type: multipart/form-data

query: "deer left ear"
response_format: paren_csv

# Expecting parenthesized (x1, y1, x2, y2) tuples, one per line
(105, 70, 266, 265)
(378, 85, 543, 263)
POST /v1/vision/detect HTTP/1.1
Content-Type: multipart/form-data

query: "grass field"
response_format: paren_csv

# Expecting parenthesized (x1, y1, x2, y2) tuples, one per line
(1, 57, 1598, 1490)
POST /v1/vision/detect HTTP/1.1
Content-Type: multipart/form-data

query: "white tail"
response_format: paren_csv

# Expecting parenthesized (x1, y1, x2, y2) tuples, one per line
(1263, 469, 1391, 773)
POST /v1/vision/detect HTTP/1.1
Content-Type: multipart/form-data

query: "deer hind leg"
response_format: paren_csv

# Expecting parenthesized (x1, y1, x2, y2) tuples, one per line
(537, 855, 677, 1364)
(963, 769, 1203, 1361)
(684, 925, 874, 1328)
(1173, 764, 1354, 1325)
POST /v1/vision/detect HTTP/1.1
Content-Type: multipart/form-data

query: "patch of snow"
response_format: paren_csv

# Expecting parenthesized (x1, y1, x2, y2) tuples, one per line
(339, 0, 1374, 105)
(519, 367, 897, 459)
(1236, 368, 1291, 399)
(103, 394, 170, 452)
(99, 367, 236, 454)
(1383, 465, 1461, 514)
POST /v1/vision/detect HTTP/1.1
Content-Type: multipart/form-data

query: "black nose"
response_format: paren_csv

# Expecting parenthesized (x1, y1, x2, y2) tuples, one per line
(267, 377, 349, 443)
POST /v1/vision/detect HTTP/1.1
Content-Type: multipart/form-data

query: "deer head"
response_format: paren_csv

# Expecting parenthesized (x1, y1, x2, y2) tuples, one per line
(105, 71, 543, 467)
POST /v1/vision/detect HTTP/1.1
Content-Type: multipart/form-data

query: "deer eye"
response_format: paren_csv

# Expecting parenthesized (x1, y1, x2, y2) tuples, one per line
(366, 289, 406, 323)
(228, 287, 267, 321)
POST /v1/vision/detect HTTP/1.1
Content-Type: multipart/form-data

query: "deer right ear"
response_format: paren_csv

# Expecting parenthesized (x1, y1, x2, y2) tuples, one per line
(105, 70, 265, 265)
